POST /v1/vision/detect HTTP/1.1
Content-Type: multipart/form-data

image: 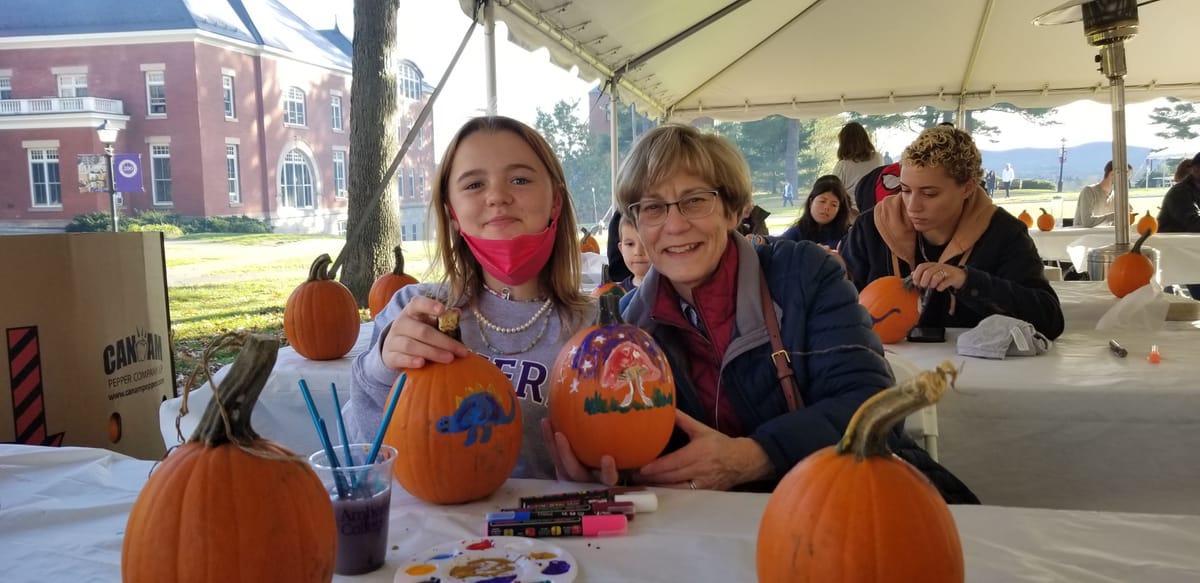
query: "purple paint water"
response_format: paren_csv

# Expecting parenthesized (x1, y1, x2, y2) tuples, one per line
(331, 487, 392, 575)
(542, 560, 571, 575)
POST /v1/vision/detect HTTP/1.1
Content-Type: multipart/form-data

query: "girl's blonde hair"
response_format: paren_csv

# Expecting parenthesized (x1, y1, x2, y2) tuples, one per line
(902, 125, 983, 185)
(430, 116, 591, 328)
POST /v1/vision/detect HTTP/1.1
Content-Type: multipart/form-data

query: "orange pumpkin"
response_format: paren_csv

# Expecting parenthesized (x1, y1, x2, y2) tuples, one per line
(384, 313, 523, 504)
(549, 295, 675, 469)
(859, 276, 920, 344)
(123, 334, 336, 582)
(368, 245, 420, 317)
(285, 253, 361, 360)
(580, 227, 601, 254)
(590, 264, 626, 299)
(1036, 208, 1054, 231)
(757, 361, 964, 583)
(1137, 211, 1158, 236)
(1017, 209, 1034, 228)
(1107, 228, 1155, 298)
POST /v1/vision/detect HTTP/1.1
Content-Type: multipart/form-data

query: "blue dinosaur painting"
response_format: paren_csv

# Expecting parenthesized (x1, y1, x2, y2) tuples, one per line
(436, 386, 517, 446)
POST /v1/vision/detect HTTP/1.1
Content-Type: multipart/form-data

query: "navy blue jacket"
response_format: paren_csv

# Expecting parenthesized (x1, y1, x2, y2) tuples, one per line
(621, 235, 894, 486)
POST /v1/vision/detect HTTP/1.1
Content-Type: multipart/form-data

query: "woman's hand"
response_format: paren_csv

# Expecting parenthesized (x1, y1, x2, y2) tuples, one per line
(380, 296, 471, 370)
(911, 262, 966, 293)
(635, 410, 773, 491)
(540, 418, 619, 486)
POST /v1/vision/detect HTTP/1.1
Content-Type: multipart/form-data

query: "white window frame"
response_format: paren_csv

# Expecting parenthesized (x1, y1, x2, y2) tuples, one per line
(150, 144, 172, 205)
(333, 150, 347, 198)
(0, 76, 12, 100)
(331, 94, 343, 131)
(57, 74, 87, 98)
(222, 75, 236, 119)
(145, 71, 166, 115)
(284, 86, 306, 126)
(28, 148, 61, 208)
(399, 63, 421, 100)
(280, 149, 315, 209)
(418, 173, 426, 198)
(226, 144, 241, 204)
(408, 170, 416, 200)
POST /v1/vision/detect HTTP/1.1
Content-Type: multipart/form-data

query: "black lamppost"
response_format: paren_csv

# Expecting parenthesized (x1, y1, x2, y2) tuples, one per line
(96, 120, 121, 232)
(1057, 137, 1067, 193)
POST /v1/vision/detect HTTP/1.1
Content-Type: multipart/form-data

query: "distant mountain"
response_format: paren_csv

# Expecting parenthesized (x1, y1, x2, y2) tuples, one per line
(980, 142, 1179, 189)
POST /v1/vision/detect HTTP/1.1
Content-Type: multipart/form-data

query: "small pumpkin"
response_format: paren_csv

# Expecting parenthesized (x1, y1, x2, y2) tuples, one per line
(549, 294, 676, 469)
(757, 361, 964, 583)
(368, 245, 420, 318)
(580, 227, 601, 254)
(123, 334, 336, 582)
(285, 253, 361, 360)
(590, 264, 626, 299)
(1137, 210, 1158, 236)
(1036, 208, 1054, 231)
(858, 275, 920, 344)
(384, 311, 523, 504)
(1107, 228, 1155, 298)
(1017, 209, 1034, 228)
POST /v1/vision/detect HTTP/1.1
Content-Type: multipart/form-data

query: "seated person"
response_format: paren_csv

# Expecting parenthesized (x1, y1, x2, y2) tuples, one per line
(842, 126, 1065, 340)
(615, 215, 649, 291)
(779, 174, 852, 251)
(1073, 160, 1128, 228)
(1157, 152, 1200, 233)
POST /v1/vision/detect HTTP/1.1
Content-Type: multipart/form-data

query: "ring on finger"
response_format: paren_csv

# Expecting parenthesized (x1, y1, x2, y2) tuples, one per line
(688, 479, 697, 490)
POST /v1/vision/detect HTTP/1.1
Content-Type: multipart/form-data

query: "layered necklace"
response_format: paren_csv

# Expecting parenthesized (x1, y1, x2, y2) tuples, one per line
(471, 284, 554, 355)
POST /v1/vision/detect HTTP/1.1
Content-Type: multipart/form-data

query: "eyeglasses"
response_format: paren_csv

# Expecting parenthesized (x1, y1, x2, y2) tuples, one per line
(628, 190, 720, 226)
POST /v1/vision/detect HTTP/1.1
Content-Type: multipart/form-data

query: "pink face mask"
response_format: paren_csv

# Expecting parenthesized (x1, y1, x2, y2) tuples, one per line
(456, 207, 561, 287)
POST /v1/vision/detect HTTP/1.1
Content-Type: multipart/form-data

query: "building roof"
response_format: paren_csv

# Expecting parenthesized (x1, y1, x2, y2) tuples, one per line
(0, 0, 350, 70)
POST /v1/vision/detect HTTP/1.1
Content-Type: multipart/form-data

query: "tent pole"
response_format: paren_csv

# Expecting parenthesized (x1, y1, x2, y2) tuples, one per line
(609, 82, 621, 226)
(484, 0, 498, 114)
(956, 99, 967, 129)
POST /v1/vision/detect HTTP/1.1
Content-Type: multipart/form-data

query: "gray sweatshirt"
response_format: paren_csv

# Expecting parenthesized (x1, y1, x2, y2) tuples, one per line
(344, 283, 596, 480)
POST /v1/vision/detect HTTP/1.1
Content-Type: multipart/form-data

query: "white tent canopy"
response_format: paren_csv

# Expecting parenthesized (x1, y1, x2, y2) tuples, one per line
(461, 0, 1200, 122)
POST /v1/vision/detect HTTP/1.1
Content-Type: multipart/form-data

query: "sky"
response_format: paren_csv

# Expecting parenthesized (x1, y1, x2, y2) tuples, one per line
(286, 1, 1188, 161)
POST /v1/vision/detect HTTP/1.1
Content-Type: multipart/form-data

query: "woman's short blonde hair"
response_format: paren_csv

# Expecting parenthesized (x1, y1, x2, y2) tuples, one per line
(902, 125, 983, 186)
(615, 124, 752, 221)
(430, 116, 591, 328)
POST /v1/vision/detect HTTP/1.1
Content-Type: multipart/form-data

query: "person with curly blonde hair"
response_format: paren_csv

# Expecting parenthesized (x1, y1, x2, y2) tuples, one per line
(842, 125, 1064, 339)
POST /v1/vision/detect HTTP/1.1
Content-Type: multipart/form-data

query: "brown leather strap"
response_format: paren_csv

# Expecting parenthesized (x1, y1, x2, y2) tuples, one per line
(759, 272, 803, 412)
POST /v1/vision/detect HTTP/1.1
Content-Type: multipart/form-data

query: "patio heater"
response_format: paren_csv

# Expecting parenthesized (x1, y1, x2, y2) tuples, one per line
(1033, 0, 1161, 281)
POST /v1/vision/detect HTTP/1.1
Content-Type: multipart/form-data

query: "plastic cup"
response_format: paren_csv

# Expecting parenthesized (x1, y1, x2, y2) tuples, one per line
(308, 443, 397, 576)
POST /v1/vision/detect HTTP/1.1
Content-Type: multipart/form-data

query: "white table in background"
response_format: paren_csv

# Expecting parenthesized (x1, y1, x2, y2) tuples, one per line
(3, 445, 1199, 582)
(1028, 226, 1112, 263)
(1050, 280, 1200, 330)
(1067, 232, 1200, 285)
(887, 328, 1200, 514)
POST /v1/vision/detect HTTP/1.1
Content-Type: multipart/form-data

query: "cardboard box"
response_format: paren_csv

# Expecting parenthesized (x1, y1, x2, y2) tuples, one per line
(1, 232, 174, 459)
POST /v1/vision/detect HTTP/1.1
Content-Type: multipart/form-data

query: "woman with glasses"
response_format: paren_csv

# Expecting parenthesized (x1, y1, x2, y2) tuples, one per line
(540, 124, 971, 496)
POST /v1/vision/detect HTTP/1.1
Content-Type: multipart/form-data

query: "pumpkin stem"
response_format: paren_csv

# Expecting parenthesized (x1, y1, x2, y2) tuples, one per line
(438, 309, 463, 342)
(307, 253, 335, 282)
(1130, 228, 1152, 255)
(392, 245, 406, 276)
(836, 360, 958, 460)
(598, 293, 622, 326)
(1039, 207, 1048, 215)
(190, 333, 279, 447)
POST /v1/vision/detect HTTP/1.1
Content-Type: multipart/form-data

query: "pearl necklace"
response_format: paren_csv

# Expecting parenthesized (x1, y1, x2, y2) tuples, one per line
(475, 312, 552, 356)
(471, 297, 553, 334)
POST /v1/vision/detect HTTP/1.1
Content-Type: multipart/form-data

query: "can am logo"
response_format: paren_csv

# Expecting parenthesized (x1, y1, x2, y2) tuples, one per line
(103, 328, 164, 375)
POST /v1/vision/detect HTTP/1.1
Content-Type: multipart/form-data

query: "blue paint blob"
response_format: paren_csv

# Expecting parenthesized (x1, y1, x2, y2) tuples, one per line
(542, 560, 571, 575)
(475, 576, 517, 583)
(429, 552, 457, 560)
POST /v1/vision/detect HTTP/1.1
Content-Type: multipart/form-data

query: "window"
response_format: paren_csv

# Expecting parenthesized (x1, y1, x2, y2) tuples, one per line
(284, 86, 306, 126)
(397, 168, 406, 198)
(57, 74, 87, 98)
(418, 174, 426, 198)
(145, 71, 166, 115)
(399, 63, 421, 100)
(331, 95, 343, 131)
(222, 75, 235, 119)
(0, 77, 11, 100)
(280, 149, 315, 208)
(226, 145, 240, 204)
(28, 148, 61, 207)
(408, 170, 416, 200)
(333, 151, 347, 198)
(150, 144, 172, 204)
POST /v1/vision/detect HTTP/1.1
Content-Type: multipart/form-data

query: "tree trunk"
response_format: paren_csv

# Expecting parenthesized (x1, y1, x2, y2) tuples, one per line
(785, 118, 800, 196)
(342, 0, 401, 306)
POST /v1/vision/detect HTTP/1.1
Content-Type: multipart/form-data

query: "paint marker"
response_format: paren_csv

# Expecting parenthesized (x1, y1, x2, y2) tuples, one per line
(488, 502, 636, 522)
(520, 487, 658, 513)
(486, 514, 628, 538)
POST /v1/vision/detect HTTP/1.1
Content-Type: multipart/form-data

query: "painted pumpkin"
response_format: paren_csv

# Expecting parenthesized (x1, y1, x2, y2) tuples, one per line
(1017, 209, 1034, 228)
(859, 276, 920, 344)
(285, 253, 361, 360)
(580, 227, 601, 254)
(1137, 211, 1158, 236)
(757, 361, 964, 583)
(384, 312, 522, 504)
(549, 294, 675, 469)
(590, 264, 626, 299)
(1036, 208, 1054, 232)
(123, 334, 336, 582)
(368, 244, 420, 318)
(1107, 228, 1155, 298)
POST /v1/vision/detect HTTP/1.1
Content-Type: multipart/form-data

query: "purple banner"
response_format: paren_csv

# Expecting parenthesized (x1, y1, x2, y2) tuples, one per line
(113, 153, 144, 193)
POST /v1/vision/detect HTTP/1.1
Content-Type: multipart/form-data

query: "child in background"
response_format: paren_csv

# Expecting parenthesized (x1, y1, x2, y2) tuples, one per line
(616, 215, 649, 291)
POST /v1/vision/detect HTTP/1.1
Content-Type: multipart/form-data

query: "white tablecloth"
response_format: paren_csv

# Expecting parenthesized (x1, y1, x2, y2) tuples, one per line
(1028, 226, 1112, 262)
(1051, 280, 1200, 330)
(2, 445, 1199, 582)
(887, 328, 1200, 514)
(1067, 232, 1200, 284)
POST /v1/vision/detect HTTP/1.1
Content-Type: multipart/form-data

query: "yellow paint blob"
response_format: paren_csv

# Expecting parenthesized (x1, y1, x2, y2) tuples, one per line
(528, 552, 558, 560)
(405, 564, 437, 575)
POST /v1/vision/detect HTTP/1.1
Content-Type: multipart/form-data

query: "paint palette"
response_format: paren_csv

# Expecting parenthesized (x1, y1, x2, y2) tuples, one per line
(394, 536, 578, 583)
